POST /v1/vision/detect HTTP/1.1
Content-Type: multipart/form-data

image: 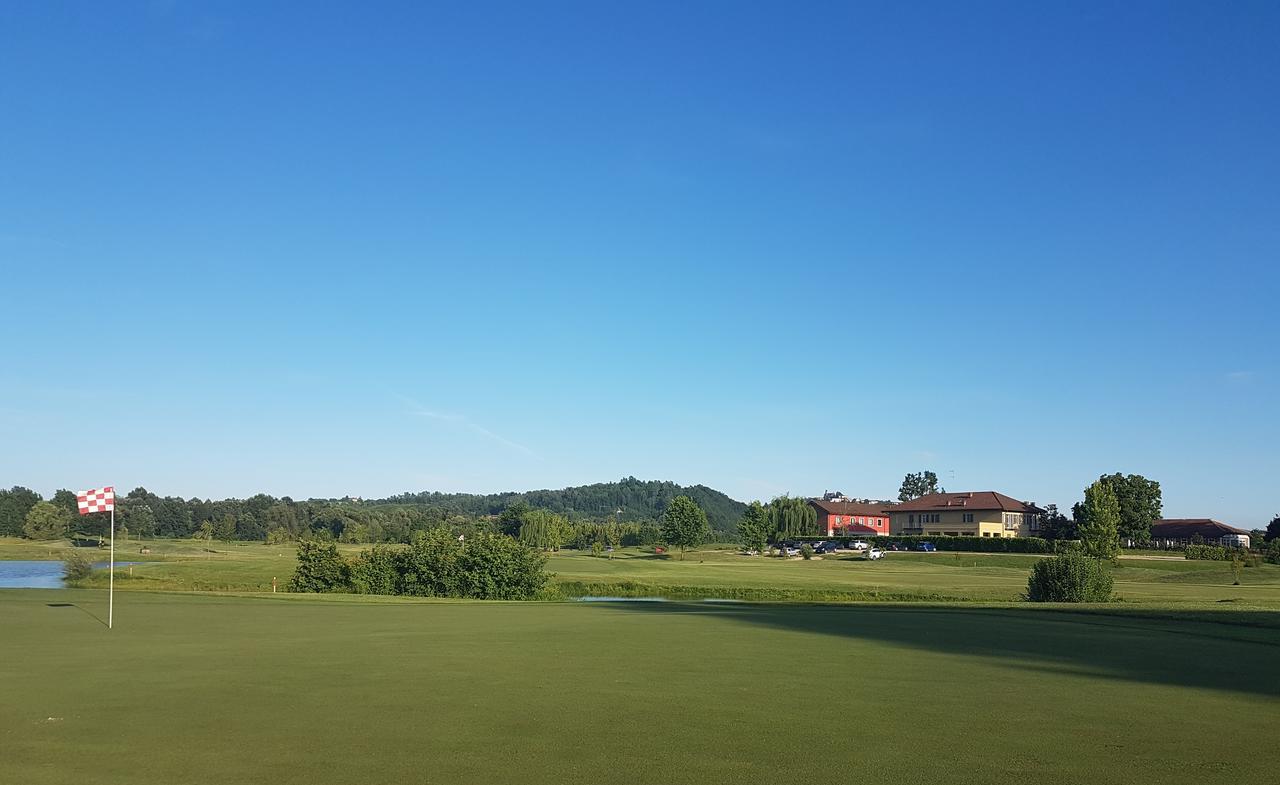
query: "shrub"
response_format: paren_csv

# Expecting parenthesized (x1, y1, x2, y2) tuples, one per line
(288, 540, 350, 592)
(1025, 554, 1113, 603)
(800, 544, 813, 560)
(265, 527, 293, 545)
(868, 535, 1053, 554)
(1183, 545, 1236, 561)
(453, 532, 550, 599)
(62, 550, 95, 582)
(349, 546, 401, 595)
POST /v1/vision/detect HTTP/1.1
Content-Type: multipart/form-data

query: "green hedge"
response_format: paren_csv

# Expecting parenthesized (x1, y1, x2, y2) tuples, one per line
(1183, 544, 1245, 561)
(864, 535, 1055, 554)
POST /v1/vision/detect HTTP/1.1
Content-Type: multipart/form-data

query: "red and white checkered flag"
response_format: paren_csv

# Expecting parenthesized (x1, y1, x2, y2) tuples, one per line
(76, 486, 115, 515)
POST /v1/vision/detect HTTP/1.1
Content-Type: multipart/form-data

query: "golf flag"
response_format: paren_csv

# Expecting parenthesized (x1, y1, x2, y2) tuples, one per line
(76, 486, 115, 515)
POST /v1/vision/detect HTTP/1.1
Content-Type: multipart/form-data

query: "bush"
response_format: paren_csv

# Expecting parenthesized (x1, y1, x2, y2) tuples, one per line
(349, 546, 401, 594)
(1184, 545, 1238, 561)
(800, 544, 813, 560)
(453, 532, 550, 599)
(62, 550, 95, 582)
(868, 535, 1053, 554)
(288, 540, 350, 592)
(1025, 554, 1113, 603)
(289, 529, 552, 599)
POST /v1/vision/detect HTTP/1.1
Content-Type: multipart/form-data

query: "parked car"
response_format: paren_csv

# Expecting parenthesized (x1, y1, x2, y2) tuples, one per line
(813, 541, 840, 554)
(888, 542, 903, 551)
(867, 548, 885, 560)
(917, 542, 936, 552)
(849, 540, 870, 551)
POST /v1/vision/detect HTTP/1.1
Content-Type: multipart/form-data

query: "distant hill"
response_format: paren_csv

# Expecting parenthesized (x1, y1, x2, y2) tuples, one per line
(382, 477, 749, 535)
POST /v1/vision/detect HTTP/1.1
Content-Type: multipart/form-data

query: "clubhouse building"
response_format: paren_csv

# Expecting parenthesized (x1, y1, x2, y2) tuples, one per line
(808, 495, 891, 537)
(889, 491, 1044, 538)
(1149, 519, 1251, 548)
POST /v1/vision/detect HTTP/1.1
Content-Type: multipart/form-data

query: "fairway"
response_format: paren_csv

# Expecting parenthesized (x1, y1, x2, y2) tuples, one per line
(2, 590, 1277, 785)
(21, 537, 1280, 608)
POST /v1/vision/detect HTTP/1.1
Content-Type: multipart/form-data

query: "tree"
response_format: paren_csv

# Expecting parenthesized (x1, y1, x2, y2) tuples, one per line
(1092, 473, 1161, 543)
(737, 501, 771, 554)
(661, 495, 709, 559)
(1038, 504, 1076, 541)
(23, 501, 69, 540)
(1077, 481, 1121, 560)
(518, 509, 569, 551)
(50, 489, 79, 518)
(497, 501, 531, 538)
(0, 486, 42, 537)
(216, 515, 237, 543)
(289, 540, 350, 592)
(898, 471, 943, 502)
(766, 496, 817, 542)
(1264, 515, 1280, 543)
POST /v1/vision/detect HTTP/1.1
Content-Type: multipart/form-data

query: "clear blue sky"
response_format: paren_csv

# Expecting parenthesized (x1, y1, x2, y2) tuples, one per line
(2, 1, 1277, 526)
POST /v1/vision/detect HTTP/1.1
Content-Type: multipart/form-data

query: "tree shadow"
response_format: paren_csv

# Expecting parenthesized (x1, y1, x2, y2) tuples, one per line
(46, 602, 109, 628)
(593, 602, 1280, 698)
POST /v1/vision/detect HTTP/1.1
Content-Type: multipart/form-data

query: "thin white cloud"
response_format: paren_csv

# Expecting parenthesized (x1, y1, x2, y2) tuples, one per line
(398, 396, 538, 458)
(1226, 371, 1256, 382)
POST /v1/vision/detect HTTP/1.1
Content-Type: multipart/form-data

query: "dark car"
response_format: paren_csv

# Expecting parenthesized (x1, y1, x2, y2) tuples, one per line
(813, 541, 840, 554)
(917, 542, 936, 552)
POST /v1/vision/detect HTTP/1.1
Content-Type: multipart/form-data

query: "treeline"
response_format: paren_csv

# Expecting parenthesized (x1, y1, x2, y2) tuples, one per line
(0, 477, 746, 544)
(385, 477, 746, 536)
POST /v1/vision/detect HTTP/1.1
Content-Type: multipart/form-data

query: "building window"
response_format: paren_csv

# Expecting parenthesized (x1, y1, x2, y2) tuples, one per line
(963, 513, 973, 523)
(909, 515, 915, 525)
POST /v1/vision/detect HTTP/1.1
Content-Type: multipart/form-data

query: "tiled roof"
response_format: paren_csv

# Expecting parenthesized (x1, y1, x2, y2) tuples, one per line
(808, 499, 893, 517)
(890, 491, 1043, 514)
(1150, 519, 1248, 538)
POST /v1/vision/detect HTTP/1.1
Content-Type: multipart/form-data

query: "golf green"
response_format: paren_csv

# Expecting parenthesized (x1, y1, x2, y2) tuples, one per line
(2, 590, 1276, 784)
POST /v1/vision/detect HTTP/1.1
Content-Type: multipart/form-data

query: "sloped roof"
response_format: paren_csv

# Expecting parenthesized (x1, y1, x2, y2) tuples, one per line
(890, 491, 1044, 514)
(1150, 519, 1248, 539)
(808, 499, 893, 517)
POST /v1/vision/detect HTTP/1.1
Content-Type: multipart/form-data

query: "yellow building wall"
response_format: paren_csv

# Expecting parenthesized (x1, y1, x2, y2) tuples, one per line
(891, 510, 1019, 537)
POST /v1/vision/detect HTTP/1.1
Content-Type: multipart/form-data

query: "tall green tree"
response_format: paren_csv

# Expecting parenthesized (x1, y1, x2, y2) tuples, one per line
(23, 501, 69, 540)
(1038, 504, 1076, 540)
(1093, 473, 1161, 542)
(766, 495, 817, 541)
(50, 489, 79, 518)
(518, 509, 569, 551)
(0, 486, 42, 537)
(898, 471, 943, 502)
(661, 495, 709, 560)
(737, 501, 771, 555)
(1077, 481, 1121, 559)
(498, 501, 531, 537)
(1263, 515, 1280, 543)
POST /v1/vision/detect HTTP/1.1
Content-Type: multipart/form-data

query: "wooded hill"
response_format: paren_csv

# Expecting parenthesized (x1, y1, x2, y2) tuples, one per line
(384, 477, 749, 535)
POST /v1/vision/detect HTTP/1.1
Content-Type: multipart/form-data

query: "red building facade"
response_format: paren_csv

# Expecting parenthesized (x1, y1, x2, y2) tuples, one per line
(807, 499, 892, 537)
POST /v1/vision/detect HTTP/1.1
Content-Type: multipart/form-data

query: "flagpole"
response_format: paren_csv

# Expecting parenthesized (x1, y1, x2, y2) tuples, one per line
(108, 504, 114, 630)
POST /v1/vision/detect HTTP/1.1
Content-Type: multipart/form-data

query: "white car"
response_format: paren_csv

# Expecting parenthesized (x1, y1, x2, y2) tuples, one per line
(867, 548, 884, 560)
(849, 541, 870, 551)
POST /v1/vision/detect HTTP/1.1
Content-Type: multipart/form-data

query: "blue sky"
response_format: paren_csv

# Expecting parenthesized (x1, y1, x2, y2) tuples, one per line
(2, 1, 1277, 526)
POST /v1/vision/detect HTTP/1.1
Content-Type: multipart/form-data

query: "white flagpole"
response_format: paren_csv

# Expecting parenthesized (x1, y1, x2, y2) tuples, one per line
(109, 503, 114, 630)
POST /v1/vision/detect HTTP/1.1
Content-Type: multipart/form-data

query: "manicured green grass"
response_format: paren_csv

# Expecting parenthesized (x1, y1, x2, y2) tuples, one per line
(1, 589, 1276, 785)
(7, 537, 1280, 607)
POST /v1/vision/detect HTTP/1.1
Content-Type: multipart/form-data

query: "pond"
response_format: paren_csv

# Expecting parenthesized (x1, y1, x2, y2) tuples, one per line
(0, 560, 142, 589)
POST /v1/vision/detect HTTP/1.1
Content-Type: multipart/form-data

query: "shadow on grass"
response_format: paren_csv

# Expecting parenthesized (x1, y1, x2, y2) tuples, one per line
(594, 602, 1280, 698)
(47, 602, 109, 628)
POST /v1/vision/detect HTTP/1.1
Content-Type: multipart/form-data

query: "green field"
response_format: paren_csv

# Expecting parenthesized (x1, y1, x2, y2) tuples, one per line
(8, 537, 1279, 608)
(1, 589, 1277, 785)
